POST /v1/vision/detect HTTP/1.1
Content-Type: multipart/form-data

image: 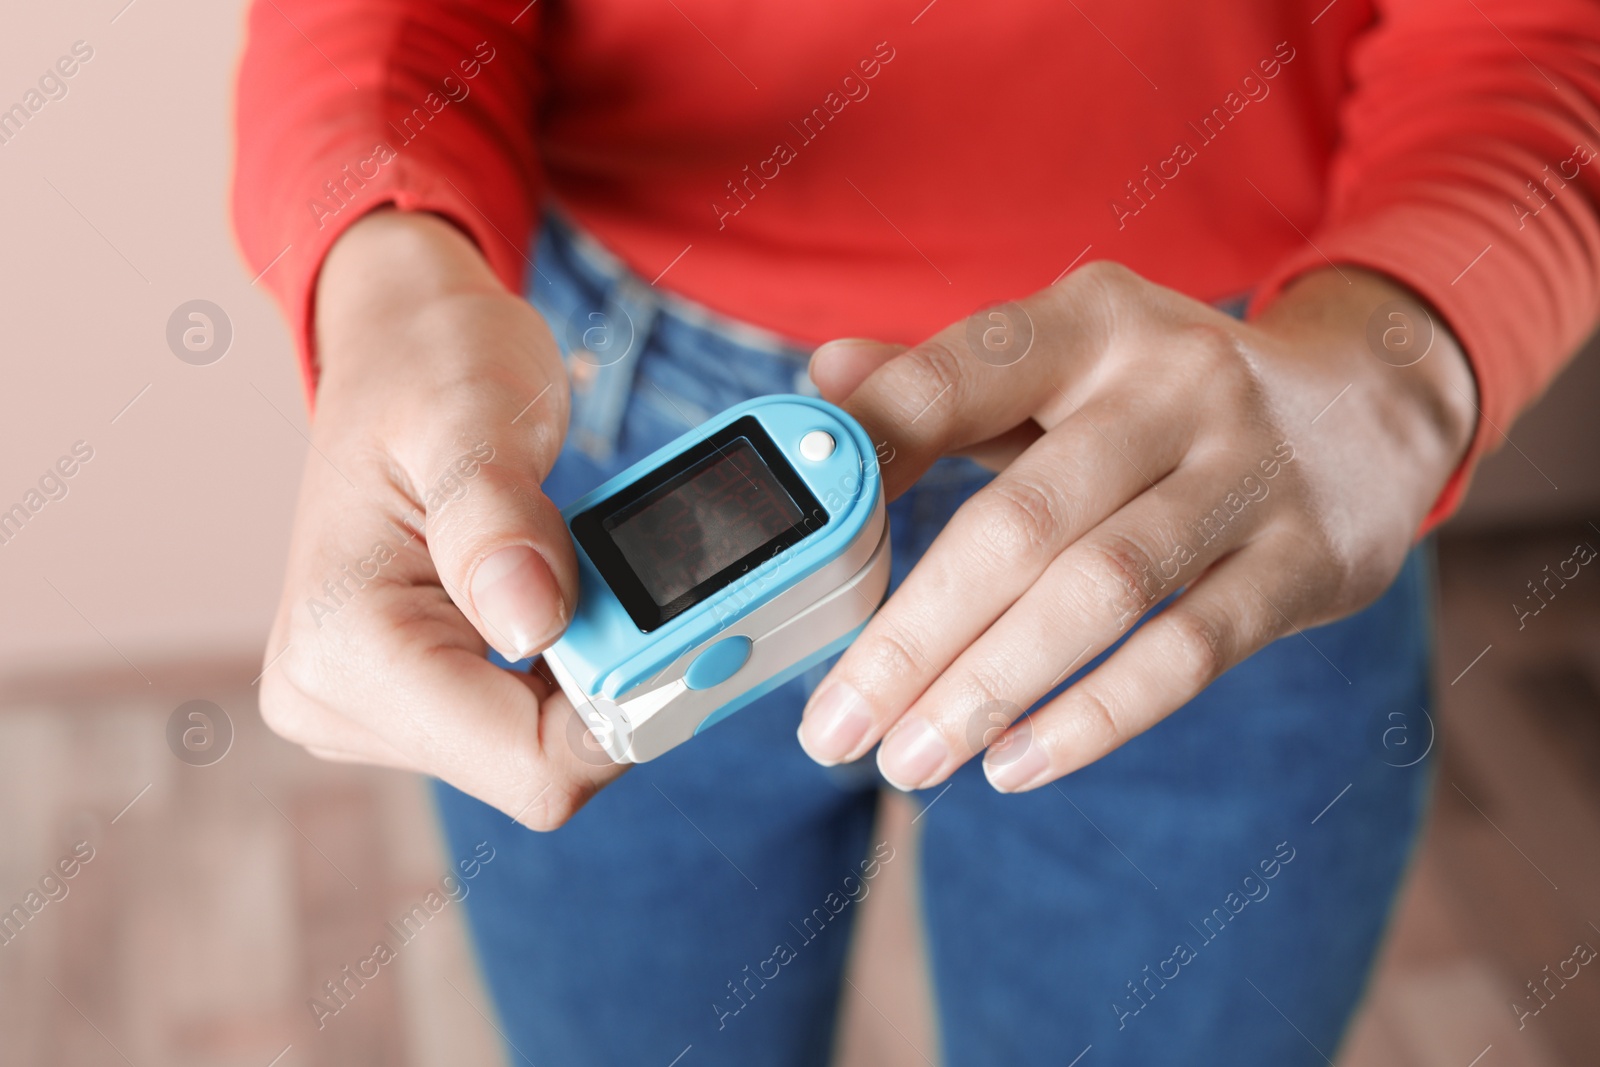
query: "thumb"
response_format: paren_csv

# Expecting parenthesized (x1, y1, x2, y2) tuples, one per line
(410, 373, 578, 663)
(809, 338, 908, 402)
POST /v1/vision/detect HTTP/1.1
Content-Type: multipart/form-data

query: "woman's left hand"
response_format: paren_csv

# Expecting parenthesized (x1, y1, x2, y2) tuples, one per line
(796, 262, 1478, 793)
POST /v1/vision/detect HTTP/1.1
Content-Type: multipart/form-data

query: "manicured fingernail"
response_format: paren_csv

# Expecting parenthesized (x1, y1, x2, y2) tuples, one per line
(809, 338, 880, 371)
(877, 718, 949, 791)
(799, 682, 872, 765)
(471, 545, 565, 659)
(984, 738, 1050, 793)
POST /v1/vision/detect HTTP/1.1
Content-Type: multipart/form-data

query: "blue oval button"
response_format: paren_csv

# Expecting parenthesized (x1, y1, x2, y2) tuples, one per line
(685, 635, 753, 690)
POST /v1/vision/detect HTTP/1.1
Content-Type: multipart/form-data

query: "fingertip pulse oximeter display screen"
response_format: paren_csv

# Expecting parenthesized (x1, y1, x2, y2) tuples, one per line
(571, 416, 825, 632)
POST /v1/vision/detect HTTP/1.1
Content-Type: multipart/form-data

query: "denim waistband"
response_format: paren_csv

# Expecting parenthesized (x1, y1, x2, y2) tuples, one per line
(528, 211, 818, 464)
(528, 210, 1253, 464)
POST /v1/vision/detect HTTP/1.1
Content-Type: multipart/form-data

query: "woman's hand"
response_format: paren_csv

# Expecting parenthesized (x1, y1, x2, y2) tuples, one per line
(257, 210, 624, 829)
(797, 263, 1478, 793)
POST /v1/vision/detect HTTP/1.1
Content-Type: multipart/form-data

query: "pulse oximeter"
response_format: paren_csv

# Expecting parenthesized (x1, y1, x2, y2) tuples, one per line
(542, 395, 889, 763)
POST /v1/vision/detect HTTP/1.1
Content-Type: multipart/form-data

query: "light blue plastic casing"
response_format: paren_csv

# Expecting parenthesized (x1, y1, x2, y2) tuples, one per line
(548, 394, 880, 706)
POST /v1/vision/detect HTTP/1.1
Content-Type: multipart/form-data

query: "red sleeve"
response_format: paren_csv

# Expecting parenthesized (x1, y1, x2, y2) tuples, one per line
(231, 0, 542, 409)
(1247, 0, 1600, 530)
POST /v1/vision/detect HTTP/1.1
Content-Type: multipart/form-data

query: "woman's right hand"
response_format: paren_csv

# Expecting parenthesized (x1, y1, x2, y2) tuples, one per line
(257, 210, 626, 829)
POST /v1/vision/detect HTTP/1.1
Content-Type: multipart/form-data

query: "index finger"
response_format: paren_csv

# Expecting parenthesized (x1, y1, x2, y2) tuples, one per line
(266, 571, 626, 830)
(259, 467, 620, 831)
(821, 270, 1117, 498)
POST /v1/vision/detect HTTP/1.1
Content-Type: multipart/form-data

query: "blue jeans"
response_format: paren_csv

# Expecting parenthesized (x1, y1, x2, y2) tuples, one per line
(434, 214, 1436, 1066)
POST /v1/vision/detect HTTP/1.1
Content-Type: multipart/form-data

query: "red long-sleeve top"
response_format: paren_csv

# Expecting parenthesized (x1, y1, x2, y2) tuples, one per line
(232, 0, 1600, 526)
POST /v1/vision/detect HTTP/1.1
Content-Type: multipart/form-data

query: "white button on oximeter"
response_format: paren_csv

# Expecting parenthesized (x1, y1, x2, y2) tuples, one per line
(542, 395, 890, 763)
(799, 429, 836, 461)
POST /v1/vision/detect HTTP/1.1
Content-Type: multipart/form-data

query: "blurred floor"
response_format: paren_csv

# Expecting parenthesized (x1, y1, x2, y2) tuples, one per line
(2, 520, 1598, 1066)
(0, 661, 504, 1067)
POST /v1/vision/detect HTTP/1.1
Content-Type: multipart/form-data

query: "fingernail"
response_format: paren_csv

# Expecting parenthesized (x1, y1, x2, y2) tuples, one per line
(799, 682, 872, 765)
(877, 718, 949, 791)
(983, 738, 1050, 793)
(809, 338, 880, 370)
(471, 545, 565, 659)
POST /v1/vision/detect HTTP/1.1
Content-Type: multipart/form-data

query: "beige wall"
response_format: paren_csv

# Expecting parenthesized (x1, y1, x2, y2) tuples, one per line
(1, 0, 1595, 688)
(1, 1, 301, 684)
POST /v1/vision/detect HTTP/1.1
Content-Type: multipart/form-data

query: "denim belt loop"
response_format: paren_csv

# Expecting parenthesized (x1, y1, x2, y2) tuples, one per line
(565, 262, 661, 465)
